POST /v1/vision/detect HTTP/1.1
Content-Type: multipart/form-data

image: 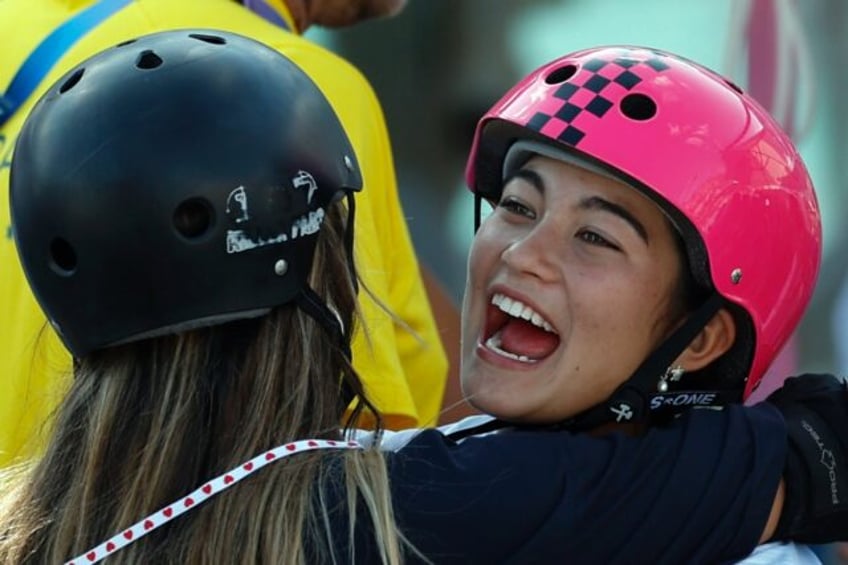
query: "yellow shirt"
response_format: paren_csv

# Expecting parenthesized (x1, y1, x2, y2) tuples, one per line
(0, 0, 447, 465)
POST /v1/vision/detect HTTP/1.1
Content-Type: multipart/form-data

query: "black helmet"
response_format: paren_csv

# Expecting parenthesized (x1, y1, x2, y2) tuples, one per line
(11, 29, 362, 356)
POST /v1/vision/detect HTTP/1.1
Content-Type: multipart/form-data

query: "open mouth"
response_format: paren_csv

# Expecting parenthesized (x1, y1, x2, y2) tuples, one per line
(482, 293, 560, 363)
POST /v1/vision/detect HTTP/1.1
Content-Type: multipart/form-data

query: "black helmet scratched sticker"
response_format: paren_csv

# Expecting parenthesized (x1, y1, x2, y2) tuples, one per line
(225, 170, 326, 254)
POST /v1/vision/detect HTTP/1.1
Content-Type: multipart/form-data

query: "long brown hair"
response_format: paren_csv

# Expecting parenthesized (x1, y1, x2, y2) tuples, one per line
(0, 203, 408, 564)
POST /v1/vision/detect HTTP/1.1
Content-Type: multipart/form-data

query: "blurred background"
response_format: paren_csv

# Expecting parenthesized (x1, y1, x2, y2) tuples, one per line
(310, 0, 848, 400)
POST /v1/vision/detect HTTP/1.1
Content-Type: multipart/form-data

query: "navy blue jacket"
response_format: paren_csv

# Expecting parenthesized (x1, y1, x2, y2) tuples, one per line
(340, 403, 785, 564)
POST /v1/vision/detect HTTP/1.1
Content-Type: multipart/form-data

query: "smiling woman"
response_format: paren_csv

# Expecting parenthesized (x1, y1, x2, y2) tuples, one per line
(462, 44, 824, 562)
(463, 45, 821, 431)
(463, 151, 700, 423)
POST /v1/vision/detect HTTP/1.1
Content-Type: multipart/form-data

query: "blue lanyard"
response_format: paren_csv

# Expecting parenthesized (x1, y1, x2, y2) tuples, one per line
(0, 0, 133, 128)
(242, 0, 291, 31)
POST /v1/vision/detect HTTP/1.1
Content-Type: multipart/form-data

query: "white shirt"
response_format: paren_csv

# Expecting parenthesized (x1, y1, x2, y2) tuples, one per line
(737, 542, 820, 564)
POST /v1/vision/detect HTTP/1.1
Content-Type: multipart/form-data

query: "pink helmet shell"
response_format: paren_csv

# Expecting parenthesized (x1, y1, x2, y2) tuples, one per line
(465, 46, 821, 400)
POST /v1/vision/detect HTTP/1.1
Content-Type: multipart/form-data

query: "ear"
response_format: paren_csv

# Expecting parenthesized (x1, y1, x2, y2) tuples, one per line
(675, 308, 736, 371)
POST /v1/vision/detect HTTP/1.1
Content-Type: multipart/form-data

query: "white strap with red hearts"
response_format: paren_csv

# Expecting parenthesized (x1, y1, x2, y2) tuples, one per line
(66, 438, 363, 564)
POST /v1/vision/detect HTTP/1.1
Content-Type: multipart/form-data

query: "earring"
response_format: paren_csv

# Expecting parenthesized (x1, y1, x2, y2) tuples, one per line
(657, 365, 685, 392)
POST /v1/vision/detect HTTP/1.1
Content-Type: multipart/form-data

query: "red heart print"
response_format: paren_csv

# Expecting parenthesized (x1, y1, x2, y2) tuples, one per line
(224, 474, 234, 485)
(144, 519, 154, 530)
(106, 542, 116, 552)
(87, 551, 96, 561)
(123, 530, 133, 540)
(185, 497, 194, 508)
(202, 484, 212, 494)
(307, 440, 318, 447)
(327, 440, 337, 446)
(285, 444, 296, 451)
(163, 507, 173, 517)
(244, 462, 254, 471)
(265, 452, 276, 460)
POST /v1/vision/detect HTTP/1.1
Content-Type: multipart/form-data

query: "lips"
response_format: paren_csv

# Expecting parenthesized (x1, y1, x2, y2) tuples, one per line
(482, 293, 560, 363)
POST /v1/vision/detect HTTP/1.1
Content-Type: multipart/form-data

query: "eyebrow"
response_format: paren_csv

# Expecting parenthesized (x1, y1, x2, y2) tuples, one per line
(506, 168, 650, 244)
(580, 196, 649, 244)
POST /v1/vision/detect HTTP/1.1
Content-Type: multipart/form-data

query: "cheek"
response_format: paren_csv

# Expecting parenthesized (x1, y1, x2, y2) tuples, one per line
(467, 223, 503, 286)
(620, 272, 680, 346)
(460, 279, 476, 349)
(583, 272, 670, 344)
(462, 232, 497, 336)
(646, 249, 689, 339)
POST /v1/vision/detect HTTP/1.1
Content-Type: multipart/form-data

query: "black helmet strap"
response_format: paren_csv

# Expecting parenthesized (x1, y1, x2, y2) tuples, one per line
(344, 192, 358, 295)
(295, 285, 355, 407)
(292, 192, 358, 408)
(561, 292, 725, 431)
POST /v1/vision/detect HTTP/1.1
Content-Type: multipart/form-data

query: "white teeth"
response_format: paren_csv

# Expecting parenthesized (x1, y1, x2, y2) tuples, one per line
(508, 300, 524, 318)
(484, 330, 538, 363)
(491, 293, 555, 333)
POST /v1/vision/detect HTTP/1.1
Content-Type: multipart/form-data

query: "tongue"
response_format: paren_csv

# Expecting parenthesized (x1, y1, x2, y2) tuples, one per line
(500, 318, 559, 359)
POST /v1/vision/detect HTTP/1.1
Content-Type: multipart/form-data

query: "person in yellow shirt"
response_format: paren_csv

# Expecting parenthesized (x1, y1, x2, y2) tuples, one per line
(0, 0, 456, 466)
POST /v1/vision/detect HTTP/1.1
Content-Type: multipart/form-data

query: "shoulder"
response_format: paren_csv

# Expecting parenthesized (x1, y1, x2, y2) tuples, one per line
(236, 27, 376, 107)
(352, 415, 498, 452)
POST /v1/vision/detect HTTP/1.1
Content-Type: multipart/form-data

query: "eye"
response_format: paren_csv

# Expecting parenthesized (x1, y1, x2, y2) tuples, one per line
(577, 229, 620, 251)
(498, 196, 536, 219)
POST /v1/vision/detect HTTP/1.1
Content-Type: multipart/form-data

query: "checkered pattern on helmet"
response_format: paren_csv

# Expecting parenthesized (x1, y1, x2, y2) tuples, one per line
(525, 52, 671, 147)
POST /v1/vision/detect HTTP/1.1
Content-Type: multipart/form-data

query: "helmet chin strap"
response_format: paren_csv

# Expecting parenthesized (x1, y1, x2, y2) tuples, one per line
(293, 192, 359, 408)
(295, 286, 356, 408)
(559, 292, 726, 432)
(343, 193, 358, 296)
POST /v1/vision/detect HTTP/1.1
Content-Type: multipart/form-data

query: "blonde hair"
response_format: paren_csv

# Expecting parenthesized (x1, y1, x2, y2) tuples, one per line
(0, 203, 408, 564)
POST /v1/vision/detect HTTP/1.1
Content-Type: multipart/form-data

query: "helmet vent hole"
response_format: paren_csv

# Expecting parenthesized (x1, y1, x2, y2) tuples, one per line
(544, 64, 578, 84)
(189, 33, 227, 45)
(620, 93, 657, 121)
(174, 198, 215, 240)
(59, 69, 84, 94)
(115, 39, 137, 48)
(724, 79, 745, 95)
(49, 238, 77, 275)
(136, 50, 163, 70)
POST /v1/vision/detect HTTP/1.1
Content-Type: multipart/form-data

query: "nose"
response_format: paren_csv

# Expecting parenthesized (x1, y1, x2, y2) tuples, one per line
(500, 222, 560, 282)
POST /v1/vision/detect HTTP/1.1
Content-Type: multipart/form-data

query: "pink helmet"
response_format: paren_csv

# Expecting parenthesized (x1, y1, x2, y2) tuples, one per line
(466, 46, 821, 402)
